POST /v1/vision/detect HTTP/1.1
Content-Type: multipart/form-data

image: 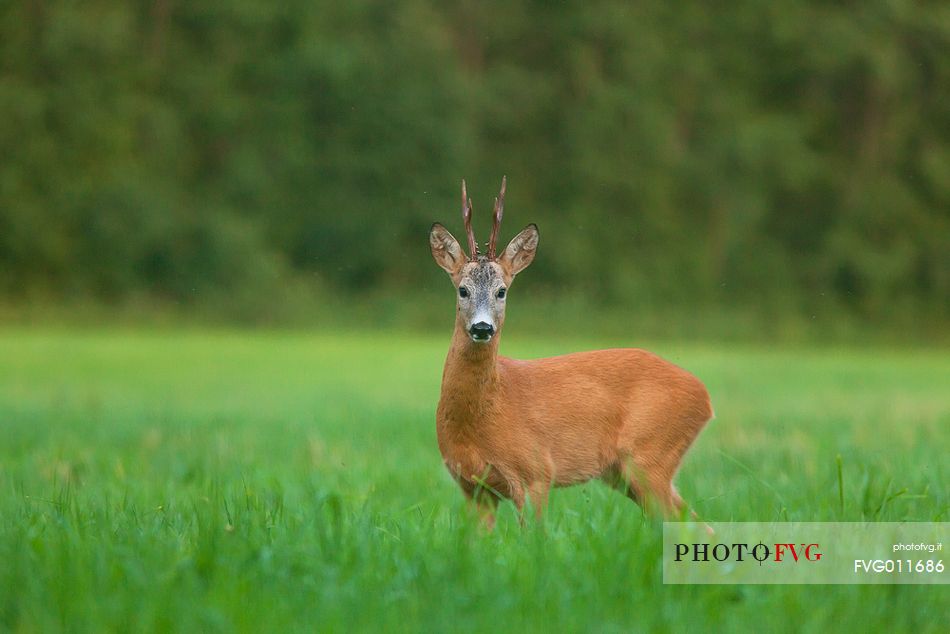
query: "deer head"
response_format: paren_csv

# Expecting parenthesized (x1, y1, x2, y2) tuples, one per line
(430, 177, 539, 343)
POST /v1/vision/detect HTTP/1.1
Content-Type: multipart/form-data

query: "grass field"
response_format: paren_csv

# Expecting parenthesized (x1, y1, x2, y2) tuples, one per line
(0, 329, 947, 632)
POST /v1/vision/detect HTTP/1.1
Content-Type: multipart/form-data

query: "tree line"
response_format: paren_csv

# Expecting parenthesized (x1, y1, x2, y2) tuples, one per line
(1, 1, 947, 327)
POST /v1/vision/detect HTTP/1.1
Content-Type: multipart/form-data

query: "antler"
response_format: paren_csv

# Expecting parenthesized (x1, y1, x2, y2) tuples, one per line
(461, 179, 478, 260)
(487, 176, 506, 260)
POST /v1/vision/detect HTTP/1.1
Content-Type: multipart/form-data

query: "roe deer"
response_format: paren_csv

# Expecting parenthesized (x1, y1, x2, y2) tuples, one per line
(429, 177, 713, 528)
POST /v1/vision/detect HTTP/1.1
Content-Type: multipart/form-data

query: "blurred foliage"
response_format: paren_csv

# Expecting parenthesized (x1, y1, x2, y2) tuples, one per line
(0, 1, 947, 329)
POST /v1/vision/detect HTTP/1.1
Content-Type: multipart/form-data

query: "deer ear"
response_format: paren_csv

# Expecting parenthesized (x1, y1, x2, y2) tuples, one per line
(498, 224, 539, 277)
(429, 223, 465, 277)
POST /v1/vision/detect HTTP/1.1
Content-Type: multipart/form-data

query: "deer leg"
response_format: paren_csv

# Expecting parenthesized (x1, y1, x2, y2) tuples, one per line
(669, 484, 713, 534)
(628, 465, 698, 519)
(508, 480, 549, 527)
(606, 459, 693, 519)
(601, 464, 647, 508)
(463, 484, 499, 531)
(473, 495, 499, 531)
(608, 457, 665, 513)
(526, 481, 550, 522)
(458, 476, 501, 531)
(645, 476, 713, 533)
(507, 480, 528, 526)
(651, 477, 687, 518)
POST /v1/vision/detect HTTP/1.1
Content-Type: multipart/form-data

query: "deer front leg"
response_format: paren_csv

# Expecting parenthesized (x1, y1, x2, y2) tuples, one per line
(466, 488, 498, 530)
(508, 479, 550, 525)
(502, 480, 529, 527)
(526, 481, 550, 522)
(459, 475, 500, 531)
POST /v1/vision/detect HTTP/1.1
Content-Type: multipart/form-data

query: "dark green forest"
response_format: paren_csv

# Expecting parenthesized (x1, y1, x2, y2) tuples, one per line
(1, 1, 947, 335)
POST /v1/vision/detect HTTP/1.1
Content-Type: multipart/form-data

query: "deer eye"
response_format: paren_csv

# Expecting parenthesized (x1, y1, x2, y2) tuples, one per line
(458, 286, 469, 298)
(496, 288, 506, 299)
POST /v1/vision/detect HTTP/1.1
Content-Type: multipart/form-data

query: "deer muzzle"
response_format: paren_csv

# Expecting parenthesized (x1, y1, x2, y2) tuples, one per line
(468, 321, 495, 342)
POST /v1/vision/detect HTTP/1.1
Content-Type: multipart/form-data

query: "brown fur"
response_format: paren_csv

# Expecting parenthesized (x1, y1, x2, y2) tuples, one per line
(436, 321, 712, 527)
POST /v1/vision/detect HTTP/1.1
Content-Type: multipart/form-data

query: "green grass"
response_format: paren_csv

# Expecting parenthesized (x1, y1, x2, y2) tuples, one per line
(0, 329, 947, 632)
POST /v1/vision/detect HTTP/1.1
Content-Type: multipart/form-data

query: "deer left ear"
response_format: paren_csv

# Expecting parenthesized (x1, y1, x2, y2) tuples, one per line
(498, 224, 539, 277)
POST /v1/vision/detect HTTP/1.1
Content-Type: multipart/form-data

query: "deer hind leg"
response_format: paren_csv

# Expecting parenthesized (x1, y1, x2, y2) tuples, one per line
(605, 455, 694, 519)
(670, 484, 714, 533)
(616, 410, 710, 517)
(601, 463, 647, 507)
(605, 459, 711, 530)
(658, 480, 694, 518)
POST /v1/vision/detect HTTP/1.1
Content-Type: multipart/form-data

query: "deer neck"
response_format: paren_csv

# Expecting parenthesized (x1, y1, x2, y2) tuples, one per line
(440, 323, 502, 426)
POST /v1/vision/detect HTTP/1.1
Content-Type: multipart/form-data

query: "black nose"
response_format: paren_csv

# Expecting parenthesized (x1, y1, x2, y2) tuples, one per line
(469, 322, 494, 340)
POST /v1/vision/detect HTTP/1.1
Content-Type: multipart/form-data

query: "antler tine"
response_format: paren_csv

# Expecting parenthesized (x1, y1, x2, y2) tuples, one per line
(461, 179, 478, 260)
(487, 175, 506, 260)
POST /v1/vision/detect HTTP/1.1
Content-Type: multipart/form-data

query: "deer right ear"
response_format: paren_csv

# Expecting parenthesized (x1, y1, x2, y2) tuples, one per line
(498, 224, 539, 278)
(429, 223, 465, 277)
